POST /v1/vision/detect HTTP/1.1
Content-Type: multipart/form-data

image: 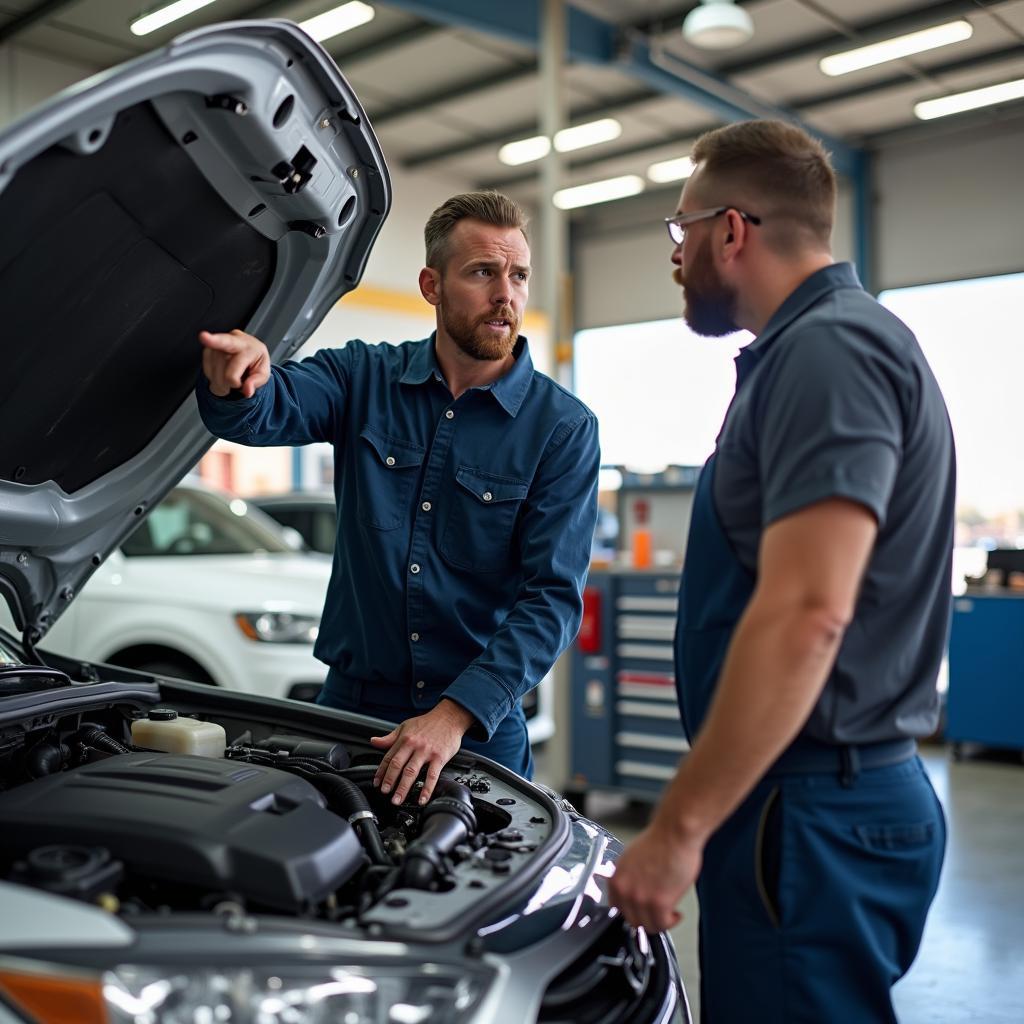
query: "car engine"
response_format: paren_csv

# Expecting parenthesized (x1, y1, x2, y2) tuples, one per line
(0, 707, 528, 925)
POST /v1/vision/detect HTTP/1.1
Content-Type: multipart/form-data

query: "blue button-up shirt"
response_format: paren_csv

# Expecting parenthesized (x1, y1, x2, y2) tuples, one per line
(196, 335, 599, 739)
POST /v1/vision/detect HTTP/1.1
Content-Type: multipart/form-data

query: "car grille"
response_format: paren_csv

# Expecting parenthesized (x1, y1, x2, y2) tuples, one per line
(538, 916, 674, 1023)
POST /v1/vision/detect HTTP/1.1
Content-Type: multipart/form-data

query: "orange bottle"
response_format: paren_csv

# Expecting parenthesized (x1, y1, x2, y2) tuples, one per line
(632, 499, 652, 569)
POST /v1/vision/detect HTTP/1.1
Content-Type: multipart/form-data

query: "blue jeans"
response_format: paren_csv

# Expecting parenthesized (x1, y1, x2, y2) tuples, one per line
(316, 686, 534, 779)
(696, 755, 945, 1023)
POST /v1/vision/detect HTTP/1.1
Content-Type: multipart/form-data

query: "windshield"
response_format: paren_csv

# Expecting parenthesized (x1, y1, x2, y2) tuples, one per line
(121, 488, 293, 557)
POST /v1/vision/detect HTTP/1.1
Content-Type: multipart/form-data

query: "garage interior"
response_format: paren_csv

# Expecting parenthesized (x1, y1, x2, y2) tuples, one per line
(2, 0, 1023, 1021)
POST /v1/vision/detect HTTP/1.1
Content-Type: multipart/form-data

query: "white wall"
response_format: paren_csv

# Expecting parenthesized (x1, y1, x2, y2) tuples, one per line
(874, 119, 1024, 290)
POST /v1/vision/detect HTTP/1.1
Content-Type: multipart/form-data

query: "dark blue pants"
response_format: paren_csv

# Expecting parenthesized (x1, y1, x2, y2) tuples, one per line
(316, 684, 533, 779)
(696, 755, 945, 1023)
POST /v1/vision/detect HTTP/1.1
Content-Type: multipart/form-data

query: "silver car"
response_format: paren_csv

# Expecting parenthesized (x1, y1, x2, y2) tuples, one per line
(0, 18, 687, 1024)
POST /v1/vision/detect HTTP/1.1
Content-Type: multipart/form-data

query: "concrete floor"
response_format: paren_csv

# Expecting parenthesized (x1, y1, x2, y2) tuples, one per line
(538, 745, 1024, 1022)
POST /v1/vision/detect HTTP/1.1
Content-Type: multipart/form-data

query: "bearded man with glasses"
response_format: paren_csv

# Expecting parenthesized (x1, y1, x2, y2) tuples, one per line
(611, 120, 953, 1024)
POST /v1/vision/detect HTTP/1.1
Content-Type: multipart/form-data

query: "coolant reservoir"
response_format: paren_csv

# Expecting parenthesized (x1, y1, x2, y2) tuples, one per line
(131, 708, 226, 757)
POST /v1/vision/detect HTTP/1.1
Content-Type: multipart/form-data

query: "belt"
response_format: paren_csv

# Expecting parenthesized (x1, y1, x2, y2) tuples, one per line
(767, 736, 917, 787)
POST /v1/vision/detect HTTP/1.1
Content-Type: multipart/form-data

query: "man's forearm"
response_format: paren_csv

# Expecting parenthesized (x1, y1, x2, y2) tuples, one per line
(656, 597, 847, 844)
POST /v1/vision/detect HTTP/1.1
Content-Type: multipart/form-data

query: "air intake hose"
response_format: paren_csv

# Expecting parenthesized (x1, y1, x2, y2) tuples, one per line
(399, 778, 476, 890)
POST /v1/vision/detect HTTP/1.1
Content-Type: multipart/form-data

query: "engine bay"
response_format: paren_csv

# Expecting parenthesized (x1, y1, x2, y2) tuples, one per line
(0, 686, 559, 936)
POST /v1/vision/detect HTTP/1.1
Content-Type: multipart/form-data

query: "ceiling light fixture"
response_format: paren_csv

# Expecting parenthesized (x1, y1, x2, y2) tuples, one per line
(681, 1, 754, 51)
(647, 155, 695, 183)
(130, 0, 219, 36)
(914, 76, 1024, 120)
(299, 1, 375, 44)
(553, 175, 645, 210)
(820, 20, 974, 77)
(498, 118, 622, 167)
(499, 136, 552, 166)
(555, 117, 622, 152)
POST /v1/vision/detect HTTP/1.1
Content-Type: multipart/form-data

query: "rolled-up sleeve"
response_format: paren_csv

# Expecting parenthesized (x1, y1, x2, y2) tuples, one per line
(442, 412, 600, 739)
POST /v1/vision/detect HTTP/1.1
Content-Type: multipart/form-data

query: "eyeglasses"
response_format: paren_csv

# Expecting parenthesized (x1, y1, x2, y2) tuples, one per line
(665, 206, 762, 246)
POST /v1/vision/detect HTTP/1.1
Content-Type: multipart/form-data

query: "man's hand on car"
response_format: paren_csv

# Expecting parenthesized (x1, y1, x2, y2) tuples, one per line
(199, 329, 271, 398)
(371, 699, 476, 805)
(608, 817, 703, 933)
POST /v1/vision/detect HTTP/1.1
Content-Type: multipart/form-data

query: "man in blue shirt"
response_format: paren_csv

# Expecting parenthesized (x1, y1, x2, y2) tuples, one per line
(610, 122, 951, 1022)
(196, 191, 599, 804)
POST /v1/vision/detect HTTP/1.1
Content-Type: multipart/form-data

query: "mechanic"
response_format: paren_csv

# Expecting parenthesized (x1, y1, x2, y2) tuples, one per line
(196, 191, 599, 804)
(608, 120, 952, 1023)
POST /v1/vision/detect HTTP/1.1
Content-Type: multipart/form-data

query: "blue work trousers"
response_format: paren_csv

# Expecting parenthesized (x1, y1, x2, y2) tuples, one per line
(696, 755, 946, 1023)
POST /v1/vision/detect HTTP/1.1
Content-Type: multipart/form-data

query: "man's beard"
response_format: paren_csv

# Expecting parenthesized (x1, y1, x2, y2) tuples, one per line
(675, 236, 739, 337)
(441, 303, 520, 361)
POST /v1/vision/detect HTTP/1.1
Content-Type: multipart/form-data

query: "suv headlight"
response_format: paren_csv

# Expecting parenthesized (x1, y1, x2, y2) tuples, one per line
(234, 611, 320, 644)
(104, 965, 490, 1023)
(0, 963, 493, 1024)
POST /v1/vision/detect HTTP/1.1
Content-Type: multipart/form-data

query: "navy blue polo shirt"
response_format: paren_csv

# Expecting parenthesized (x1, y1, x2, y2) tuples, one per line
(713, 263, 956, 743)
(196, 334, 599, 740)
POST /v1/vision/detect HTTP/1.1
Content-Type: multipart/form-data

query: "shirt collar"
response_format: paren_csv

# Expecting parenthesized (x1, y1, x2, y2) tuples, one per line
(734, 262, 861, 384)
(399, 333, 534, 417)
(747, 262, 862, 354)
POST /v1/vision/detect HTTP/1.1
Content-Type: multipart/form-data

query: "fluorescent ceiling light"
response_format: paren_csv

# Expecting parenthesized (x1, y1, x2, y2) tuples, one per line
(820, 20, 973, 77)
(300, 1, 375, 43)
(499, 136, 552, 166)
(555, 118, 622, 152)
(130, 0, 219, 36)
(647, 156, 695, 184)
(553, 175, 645, 210)
(914, 77, 1024, 120)
(498, 119, 622, 166)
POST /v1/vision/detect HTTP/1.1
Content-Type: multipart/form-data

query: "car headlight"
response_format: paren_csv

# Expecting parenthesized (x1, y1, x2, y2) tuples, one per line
(0, 962, 493, 1024)
(103, 965, 491, 1024)
(234, 611, 320, 644)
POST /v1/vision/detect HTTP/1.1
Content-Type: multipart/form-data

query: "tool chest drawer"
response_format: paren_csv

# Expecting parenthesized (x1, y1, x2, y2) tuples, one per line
(569, 571, 689, 803)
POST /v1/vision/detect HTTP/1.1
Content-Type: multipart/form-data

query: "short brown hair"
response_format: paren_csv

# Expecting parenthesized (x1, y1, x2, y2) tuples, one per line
(690, 119, 836, 252)
(424, 191, 528, 269)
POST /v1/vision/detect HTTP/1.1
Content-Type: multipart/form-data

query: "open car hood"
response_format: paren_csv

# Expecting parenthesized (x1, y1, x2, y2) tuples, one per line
(0, 20, 390, 642)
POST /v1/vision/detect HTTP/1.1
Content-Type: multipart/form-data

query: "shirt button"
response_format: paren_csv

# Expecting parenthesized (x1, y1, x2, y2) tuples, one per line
(445, 410, 454, 420)
(482, 491, 493, 502)
(410, 563, 421, 574)
(411, 632, 420, 642)
(385, 456, 396, 467)
(421, 501, 432, 512)
(416, 680, 425, 689)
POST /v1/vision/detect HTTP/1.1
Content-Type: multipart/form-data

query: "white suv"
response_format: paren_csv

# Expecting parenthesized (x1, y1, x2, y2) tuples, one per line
(41, 483, 331, 702)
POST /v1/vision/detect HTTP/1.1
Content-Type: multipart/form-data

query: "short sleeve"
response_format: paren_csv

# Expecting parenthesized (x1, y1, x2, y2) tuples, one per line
(757, 324, 904, 528)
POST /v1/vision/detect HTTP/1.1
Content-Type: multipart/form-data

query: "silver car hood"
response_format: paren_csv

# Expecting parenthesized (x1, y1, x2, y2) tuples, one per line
(0, 20, 390, 642)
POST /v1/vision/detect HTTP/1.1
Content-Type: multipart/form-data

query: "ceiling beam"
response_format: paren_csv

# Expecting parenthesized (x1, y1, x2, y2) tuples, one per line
(328, 22, 445, 66)
(406, 36, 1024, 177)
(0, 0, 78, 43)
(378, 0, 860, 175)
(370, 64, 536, 126)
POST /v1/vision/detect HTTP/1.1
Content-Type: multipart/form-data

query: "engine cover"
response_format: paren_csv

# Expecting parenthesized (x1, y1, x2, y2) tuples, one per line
(0, 752, 362, 911)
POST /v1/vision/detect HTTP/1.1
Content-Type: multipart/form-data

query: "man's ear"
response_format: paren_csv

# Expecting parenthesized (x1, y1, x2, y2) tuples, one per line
(419, 266, 441, 307)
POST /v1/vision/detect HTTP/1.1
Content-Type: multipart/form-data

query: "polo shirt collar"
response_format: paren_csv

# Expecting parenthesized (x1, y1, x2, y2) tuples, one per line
(748, 262, 862, 355)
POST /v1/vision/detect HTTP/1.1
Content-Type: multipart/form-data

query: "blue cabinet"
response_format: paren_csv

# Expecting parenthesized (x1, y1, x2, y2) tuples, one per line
(568, 570, 688, 804)
(947, 594, 1024, 750)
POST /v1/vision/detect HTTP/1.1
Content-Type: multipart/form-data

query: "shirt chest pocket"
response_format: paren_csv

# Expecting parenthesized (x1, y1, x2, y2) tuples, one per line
(441, 467, 529, 573)
(356, 425, 425, 531)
